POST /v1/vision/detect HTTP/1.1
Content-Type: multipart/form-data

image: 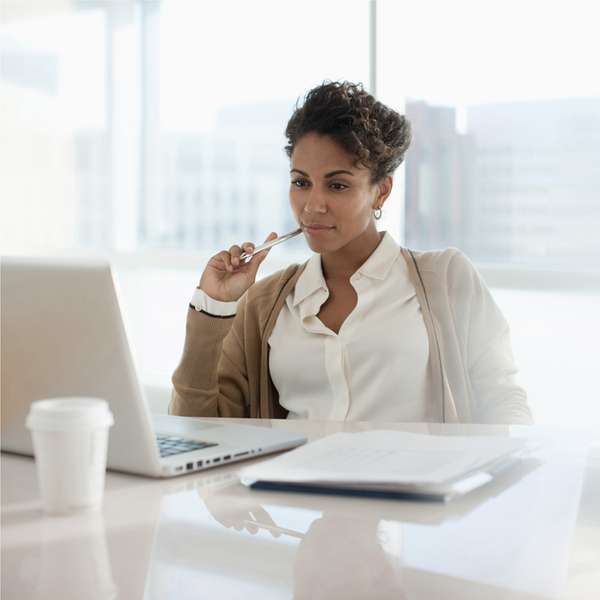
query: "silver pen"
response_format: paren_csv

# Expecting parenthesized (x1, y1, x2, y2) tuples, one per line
(240, 227, 303, 262)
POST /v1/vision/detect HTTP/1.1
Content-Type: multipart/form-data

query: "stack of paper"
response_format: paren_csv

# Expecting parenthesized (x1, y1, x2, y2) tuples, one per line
(240, 431, 533, 501)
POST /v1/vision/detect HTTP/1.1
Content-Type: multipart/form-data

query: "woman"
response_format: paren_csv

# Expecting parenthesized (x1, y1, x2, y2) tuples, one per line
(170, 81, 532, 424)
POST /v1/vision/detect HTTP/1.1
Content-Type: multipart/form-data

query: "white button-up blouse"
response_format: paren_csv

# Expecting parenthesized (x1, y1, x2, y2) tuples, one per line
(267, 232, 430, 421)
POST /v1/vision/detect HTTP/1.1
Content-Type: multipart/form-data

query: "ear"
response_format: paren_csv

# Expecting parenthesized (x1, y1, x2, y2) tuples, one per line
(372, 175, 393, 210)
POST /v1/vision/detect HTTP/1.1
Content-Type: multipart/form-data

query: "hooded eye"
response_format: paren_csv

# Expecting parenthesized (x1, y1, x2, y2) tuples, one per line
(290, 178, 348, 191)
(291, 178, 309, 188)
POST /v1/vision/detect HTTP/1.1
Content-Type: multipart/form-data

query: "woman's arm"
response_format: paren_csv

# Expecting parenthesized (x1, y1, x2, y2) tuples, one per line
(169, 297, 250, 417)
(448, 251, 533, 425)
(170, 233, 277, 417)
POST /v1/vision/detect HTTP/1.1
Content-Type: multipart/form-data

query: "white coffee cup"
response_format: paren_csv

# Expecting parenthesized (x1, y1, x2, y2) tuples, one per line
(26, 397, 114, 515)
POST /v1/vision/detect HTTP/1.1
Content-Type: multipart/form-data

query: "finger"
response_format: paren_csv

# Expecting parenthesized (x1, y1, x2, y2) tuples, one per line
(253, 248, 270, 266)
(213, 250, 232, 272)
(253, 506, 277, 526)
(229, 245, 242, 268)
(240, 232, 275, 264)
(249, 507, 281, 538)
(241, 241, 255, 254)
(245, 523, 259, 535)
(246, 233, 277, 273)
(238, 232, 270, 268)
(254, 231, 278, 259)
(239, 242, 256, 265)
(219, 517, 235, 528)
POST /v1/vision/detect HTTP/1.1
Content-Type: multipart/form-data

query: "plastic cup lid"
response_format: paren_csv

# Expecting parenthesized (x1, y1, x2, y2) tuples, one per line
(26, 397, 115, 432)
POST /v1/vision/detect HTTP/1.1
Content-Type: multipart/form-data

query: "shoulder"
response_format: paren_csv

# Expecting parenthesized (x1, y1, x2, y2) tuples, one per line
(406, 246, 485, 301)
(408, 246, 477, 279)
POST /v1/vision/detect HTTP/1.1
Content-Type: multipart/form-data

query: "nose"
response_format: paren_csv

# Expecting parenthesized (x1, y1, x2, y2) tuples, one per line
(303, 189, 327, 214)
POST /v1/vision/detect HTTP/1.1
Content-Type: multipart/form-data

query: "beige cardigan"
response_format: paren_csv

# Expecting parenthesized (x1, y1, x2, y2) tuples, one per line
(170, 247, 533, 424)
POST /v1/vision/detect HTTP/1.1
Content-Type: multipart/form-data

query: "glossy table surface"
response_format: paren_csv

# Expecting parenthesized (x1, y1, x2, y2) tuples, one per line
(2, 420, 599, 600)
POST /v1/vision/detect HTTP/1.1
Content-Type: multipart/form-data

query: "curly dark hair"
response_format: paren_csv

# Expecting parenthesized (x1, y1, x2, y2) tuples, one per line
(284, 80, 411, 184)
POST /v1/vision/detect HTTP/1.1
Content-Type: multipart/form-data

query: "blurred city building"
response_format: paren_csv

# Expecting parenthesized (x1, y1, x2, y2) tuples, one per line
(71, 96, 600, 269)
(405, 97, 600, 268)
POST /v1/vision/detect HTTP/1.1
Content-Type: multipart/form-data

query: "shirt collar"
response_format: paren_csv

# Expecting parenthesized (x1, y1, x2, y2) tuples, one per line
(292, 253, 327, 308)
(292, 232, 401, 308)
(356, 231, 401, 281)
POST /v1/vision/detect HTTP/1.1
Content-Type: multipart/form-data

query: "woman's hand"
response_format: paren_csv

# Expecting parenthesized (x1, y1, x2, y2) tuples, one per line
(198, 232, 278, 302)
(202, 495, 282, 538)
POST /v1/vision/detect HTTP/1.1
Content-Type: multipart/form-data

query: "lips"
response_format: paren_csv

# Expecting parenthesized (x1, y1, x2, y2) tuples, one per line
(302, 223, 336, 238)
(302, 223, 335, 230)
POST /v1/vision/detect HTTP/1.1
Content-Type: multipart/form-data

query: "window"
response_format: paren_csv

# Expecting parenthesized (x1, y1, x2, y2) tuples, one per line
(378, 0, 600, 426)
(0, 0, 369, 258)
(378, 0, 600, 270)
(2, 1, 599, 426)
(1, 5, 107, 253)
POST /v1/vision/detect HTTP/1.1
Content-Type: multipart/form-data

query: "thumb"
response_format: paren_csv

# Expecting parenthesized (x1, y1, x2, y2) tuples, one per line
(247, 231, 277, 274)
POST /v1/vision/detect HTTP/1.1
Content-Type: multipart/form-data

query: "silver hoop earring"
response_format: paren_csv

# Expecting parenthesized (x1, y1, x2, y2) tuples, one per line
(374, 207, 382, 220)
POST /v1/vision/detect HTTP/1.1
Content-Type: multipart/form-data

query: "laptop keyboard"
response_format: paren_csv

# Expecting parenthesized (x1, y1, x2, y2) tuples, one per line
(156, 434, 218, 458)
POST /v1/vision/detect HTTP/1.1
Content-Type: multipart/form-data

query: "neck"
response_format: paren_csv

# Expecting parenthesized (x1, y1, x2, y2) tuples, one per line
(320, 226, 384, 281)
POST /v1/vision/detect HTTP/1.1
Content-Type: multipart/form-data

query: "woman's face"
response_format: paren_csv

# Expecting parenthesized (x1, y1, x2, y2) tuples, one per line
(289, 132, 391, 255)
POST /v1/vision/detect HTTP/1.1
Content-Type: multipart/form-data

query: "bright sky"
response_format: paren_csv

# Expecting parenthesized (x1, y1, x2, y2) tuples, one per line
(1, 0, 599, 131)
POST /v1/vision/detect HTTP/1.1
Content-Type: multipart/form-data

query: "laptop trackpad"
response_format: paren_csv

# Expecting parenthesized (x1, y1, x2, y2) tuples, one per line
(152, 414, 223, 437)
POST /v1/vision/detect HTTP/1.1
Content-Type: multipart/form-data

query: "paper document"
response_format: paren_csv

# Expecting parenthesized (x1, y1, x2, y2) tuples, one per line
(240, 431, 533, 500)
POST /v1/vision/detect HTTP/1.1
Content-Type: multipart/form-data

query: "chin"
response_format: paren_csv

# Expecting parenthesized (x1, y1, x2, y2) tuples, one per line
(305, 238, 340, 255)
(305, 238, 324, 253)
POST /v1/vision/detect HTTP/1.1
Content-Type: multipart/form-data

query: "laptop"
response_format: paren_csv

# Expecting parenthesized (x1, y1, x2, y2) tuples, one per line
(0, 257, 306, 477)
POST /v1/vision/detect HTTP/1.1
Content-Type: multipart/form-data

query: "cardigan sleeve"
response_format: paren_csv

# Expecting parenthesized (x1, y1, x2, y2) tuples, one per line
(447, 251, 534, 425)
(169, 295, 251, 418)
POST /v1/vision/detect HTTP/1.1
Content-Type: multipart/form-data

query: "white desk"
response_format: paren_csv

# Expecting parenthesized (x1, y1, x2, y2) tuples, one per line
(2, 420, 599, 599)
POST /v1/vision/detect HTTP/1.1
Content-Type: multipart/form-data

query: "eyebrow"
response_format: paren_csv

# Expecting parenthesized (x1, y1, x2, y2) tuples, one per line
(290, 168, 354, 178)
